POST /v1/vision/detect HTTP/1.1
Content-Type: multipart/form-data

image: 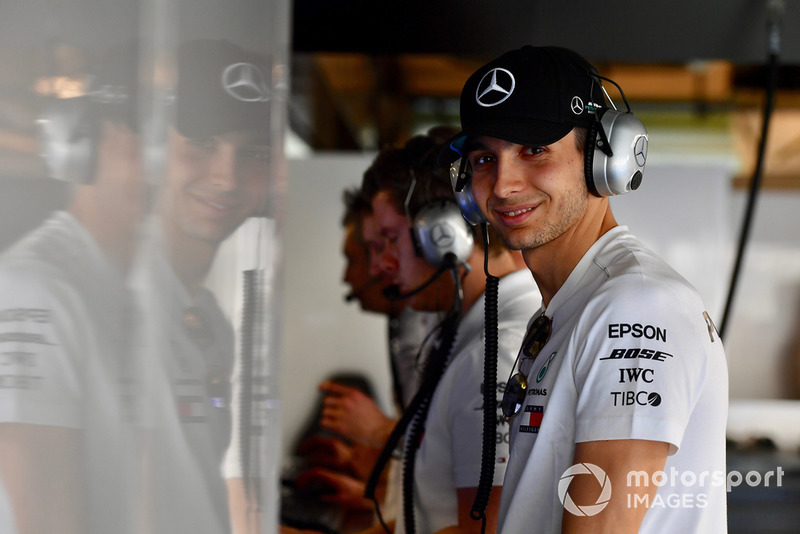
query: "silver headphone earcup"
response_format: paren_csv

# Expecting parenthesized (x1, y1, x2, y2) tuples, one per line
(413, 201, 475, 268)
(591, 110, 648, 196)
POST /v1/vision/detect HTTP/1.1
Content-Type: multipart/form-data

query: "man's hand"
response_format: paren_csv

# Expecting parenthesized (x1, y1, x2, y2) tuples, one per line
(294, 467, 374, 511)
(296, 435, 356, 473)
(318, 381, 395, 447)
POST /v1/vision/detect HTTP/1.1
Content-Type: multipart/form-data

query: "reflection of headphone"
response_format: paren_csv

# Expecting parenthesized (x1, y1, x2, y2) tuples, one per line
(38, 43, 138, 185)
(37, 95, 98, 184)
(405, 172, 474, 269)
(450, 74, 648, 222)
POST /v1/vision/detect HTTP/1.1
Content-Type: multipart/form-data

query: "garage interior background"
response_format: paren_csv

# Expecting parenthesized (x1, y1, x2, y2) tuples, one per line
(282, 2, 800, 530)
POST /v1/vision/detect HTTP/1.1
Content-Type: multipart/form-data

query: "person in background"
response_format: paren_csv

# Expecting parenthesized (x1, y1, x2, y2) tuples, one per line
(290, 187, 436, 531)
(356, 128, 539, 534)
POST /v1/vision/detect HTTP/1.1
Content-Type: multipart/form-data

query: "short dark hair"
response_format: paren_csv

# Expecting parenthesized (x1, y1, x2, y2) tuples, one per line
(361, 125, 508, 256)
(361, 125, 459, 219)
(573, 126, 589, 154)
(341, 187, 371, 228)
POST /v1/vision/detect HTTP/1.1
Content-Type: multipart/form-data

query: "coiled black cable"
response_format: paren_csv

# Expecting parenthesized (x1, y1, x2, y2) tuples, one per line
(469, 224, 499, 533)
(401, 309, 460, 534)
(364, 308, 460, 533)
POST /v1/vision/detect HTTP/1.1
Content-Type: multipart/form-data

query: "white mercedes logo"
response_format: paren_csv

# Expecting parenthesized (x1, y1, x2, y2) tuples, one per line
(634, 136, 648, 167)
(221, 63, 269, 102)
(476, 68, 515, 107)
(570, 96, 584, 115)
(430, 223, 455, 248)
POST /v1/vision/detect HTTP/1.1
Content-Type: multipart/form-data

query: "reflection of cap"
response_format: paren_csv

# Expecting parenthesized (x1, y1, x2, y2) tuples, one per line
(440, 46, 606, 164)
(174, 39, 270, 139)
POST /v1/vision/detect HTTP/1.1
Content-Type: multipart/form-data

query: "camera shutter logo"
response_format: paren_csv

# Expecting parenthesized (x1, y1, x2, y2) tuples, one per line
(558, 463, 612, 516)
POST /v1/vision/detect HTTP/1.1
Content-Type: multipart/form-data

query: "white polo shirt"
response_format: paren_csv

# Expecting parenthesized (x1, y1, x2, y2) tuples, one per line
(499, 226, 728, 534)
(396, 268, 540, 534)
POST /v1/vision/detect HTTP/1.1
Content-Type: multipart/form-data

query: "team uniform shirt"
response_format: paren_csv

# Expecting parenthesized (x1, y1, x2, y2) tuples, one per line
(133, 221, 235, 534)
(389, 308, 440, 409)
(498, 226, 728, 534)
(0, 211, 138, 533)
(396, 269, 540, 534)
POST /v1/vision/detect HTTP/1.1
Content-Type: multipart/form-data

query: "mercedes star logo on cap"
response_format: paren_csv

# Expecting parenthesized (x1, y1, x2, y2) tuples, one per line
(570, 96, 584, 115)
(430, 223, 456, 248)
(476, 68, 515, 107)
(221, 63, 269, 102)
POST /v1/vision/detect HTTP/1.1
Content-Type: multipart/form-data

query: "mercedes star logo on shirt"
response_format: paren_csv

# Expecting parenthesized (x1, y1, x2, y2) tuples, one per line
(221, 62, 269, 102)
(476, 68, 515, 107)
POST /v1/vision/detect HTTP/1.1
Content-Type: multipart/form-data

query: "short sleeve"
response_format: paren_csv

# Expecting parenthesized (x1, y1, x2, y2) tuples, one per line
(572, 273, 712, 455)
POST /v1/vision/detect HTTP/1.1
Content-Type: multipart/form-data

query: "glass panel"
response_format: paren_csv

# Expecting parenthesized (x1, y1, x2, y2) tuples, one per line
(0, 0, 288, 532)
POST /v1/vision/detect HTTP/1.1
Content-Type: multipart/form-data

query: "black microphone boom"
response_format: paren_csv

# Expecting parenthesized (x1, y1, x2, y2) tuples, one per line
(382, 254, 457, 301)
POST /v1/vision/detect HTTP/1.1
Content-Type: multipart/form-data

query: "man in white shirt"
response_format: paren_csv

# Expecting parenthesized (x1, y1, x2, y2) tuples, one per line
(441, 45, 728, 534)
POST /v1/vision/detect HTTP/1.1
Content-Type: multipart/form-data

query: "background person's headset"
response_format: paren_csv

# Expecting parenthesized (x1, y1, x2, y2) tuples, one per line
(450, 70, 648, 222)
(384, 139, 476, 304)
(406, 173, 474, 270)
(402, 133, 474, 269)
(37, 91, 102, 184)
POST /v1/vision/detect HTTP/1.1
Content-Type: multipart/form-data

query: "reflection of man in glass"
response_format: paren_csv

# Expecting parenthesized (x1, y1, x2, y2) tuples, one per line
(0, 42, 147, 534)
(135, 39, 270, 534)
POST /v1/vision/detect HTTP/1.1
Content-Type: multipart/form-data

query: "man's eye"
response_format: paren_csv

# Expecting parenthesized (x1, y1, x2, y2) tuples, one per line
(471, 154, 494, 169)
(524, 146, 545, 156)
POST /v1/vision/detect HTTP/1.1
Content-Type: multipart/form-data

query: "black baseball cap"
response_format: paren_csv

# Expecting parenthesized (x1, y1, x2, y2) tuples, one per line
(174, 39, 271, 139)
(440, 46, 606, 164)
(85, 39, 271, 139)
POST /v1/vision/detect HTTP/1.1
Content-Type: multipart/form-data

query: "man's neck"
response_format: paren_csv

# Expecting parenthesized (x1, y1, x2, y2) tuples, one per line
(161, 222, 219, 295)
(523, 203, 617, 308)
(69, 188, 135, 274)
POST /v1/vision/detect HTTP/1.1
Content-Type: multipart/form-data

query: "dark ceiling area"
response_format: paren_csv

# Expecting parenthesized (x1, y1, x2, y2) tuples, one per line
(291, 0, 800, 63)
(289, 0, 800, 153)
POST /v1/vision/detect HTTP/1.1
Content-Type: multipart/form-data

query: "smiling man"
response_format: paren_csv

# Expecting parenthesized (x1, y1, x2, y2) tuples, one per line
(442, 46, 729, 534)
(134, 38, 271, 534)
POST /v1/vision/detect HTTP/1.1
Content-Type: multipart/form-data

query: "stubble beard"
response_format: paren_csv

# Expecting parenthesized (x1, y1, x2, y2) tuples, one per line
(499, 181, 589, 252)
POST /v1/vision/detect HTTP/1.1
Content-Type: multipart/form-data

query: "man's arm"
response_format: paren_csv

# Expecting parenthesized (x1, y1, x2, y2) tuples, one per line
(561, 439, 669, 534)
(0, 423, 85, 534)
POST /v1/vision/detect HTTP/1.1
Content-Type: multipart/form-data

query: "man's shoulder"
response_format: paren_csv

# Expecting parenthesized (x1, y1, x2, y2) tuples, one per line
(595, 230, 699, 301)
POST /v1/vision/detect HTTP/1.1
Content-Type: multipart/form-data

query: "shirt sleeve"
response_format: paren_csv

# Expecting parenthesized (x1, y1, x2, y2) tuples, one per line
(572, 273, 713, 454)
(0, 263, 86, 428)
